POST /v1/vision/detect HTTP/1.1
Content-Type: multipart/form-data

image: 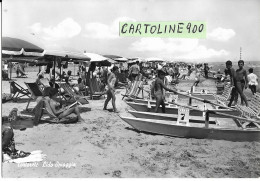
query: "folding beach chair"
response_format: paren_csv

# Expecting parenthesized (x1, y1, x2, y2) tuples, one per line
(59, 83, 89, 105)
(39, 78, 50, 88)
(9, 81, 30, 101)
(212, 83, 233, 107)
(235, 92, 260, 128)
(122, 80, 144, 100)
(17, 69, 28, 78)
(89, 78, 106, 100)
(24, 82, 43, 110)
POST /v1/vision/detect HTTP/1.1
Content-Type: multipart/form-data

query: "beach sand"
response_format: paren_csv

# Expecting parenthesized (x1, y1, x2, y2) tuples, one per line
(2, 71, 260, 178)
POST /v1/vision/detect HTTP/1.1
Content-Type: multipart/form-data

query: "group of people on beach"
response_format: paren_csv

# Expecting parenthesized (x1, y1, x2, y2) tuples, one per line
(224, 60, 258, 107)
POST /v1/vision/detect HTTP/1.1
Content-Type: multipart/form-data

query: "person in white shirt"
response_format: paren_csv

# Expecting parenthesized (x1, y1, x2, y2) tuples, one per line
(247, 68, 258, 95)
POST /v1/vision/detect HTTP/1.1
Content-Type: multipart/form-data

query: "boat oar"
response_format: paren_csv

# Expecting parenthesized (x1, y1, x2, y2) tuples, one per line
(171, 89, 236, 111)
(170, 101, 260, 124)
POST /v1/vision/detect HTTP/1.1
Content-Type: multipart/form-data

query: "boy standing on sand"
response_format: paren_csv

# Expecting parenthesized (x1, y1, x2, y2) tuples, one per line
(103, 66, 119, 113)
(234, 60, 248, 106)
(248, 68, 258, 95)
(153, 68, 177, 113)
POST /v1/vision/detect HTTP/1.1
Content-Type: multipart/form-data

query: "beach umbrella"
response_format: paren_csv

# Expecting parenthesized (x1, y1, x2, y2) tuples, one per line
(103, 54, 128, 62)
(146, 57, 164, 62)
(2, 37, 45, 80)
(2, 37, 45, 57)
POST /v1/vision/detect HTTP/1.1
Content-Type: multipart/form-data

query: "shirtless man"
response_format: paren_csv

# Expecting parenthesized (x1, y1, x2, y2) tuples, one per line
(103, 66, 119, 113)
(43, 87, 84, 122)
(224, 60, 248, 107)
(153, 69, 177, 113)
(234, 60, 248, 106)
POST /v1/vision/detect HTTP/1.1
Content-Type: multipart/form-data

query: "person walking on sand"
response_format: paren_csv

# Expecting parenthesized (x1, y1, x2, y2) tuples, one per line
(247, 68, 258, 95)
(192, 65, 201, 87)
(103, 66, 119, 113)
(234, 60, 249, 106)
(152, 68, 177, 113)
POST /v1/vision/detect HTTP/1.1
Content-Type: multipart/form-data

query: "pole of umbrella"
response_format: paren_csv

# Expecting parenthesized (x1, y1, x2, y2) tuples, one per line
(59, 59, 62, 108)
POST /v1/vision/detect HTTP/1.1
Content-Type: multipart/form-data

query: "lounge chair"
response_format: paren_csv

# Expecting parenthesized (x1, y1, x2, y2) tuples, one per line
(235, 92, 260, 128)
(24, 82, 43, 110)
(122, 80, 144, 100)
(89, 78, 106, 99)
(59, 83, 89, 105)
(39, 78, 50, 88)
(9, 81, 30, 101)
(17, 69, 28, 78)
(212, 83, 233, 107)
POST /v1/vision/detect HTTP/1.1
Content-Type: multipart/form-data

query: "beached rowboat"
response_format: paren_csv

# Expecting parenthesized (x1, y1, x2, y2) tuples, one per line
(126, 102, 241, 118)
(120, 110, 260, 142)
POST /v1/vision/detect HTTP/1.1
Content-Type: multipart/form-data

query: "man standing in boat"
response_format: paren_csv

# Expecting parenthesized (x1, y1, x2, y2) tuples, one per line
(152, 68, 177, 113)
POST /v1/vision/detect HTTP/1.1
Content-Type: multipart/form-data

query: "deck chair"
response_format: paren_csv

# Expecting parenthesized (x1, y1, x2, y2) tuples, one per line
(39, 78, 50, 88)
(212, 83, 233, 107)
(17, 69, 28, 78)
(89, 78, 106, 99)
(122, 80, 144, 100)
(59, 83, 89, 105)
(235, 92, 260, 128)
(9, 81, 30, 101)
(24, 82, 43, 110)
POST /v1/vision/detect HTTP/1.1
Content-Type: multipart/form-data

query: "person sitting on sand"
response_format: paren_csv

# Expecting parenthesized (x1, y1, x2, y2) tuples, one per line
(73, 78, 86, 94)
(103, 66, 119, 113)
(43, 87, 84, 122)
(152, 68, 177, 113)
(2, 108, 31, 160)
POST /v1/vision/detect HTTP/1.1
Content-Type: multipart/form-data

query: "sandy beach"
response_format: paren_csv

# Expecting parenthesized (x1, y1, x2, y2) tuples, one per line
(2, 71, 260, 178)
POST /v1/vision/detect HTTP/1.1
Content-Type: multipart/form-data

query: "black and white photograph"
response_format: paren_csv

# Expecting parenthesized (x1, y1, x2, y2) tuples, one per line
(1, 0, 260, 178)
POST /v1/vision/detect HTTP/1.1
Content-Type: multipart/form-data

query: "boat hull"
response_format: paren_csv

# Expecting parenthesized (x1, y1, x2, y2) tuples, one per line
(120, 116, 260, 142)
(126, 102, 241, 118)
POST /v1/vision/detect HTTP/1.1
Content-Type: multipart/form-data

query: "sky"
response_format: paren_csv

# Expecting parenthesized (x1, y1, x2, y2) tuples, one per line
(2, 0, 260, 62)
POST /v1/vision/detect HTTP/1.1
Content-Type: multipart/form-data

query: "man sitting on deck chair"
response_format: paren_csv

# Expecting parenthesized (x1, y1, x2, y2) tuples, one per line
(43, 87, 84, 122)
(152, 68, 177, 113)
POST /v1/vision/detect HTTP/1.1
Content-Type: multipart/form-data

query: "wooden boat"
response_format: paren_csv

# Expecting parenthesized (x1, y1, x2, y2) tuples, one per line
(126, 102, 241, 118)
(128, 110, 217, 124)
(121, 112, 260, 142)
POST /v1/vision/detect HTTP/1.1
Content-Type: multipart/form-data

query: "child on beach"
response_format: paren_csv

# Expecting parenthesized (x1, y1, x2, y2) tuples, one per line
(248, 68, 258, 95)
(153, 68, 177, 113)
(103, 66, 119, 113)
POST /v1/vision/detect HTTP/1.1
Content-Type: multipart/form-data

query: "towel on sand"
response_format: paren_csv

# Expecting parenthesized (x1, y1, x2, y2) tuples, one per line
(4, 150, 46, 163)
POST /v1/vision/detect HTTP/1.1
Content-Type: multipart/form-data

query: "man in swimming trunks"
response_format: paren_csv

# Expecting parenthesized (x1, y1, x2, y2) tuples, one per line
(103, 66, 119, 113)
(43, 87, 84, 122)
(234, 60, 248, 106)
(153, 68, 177, 113)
